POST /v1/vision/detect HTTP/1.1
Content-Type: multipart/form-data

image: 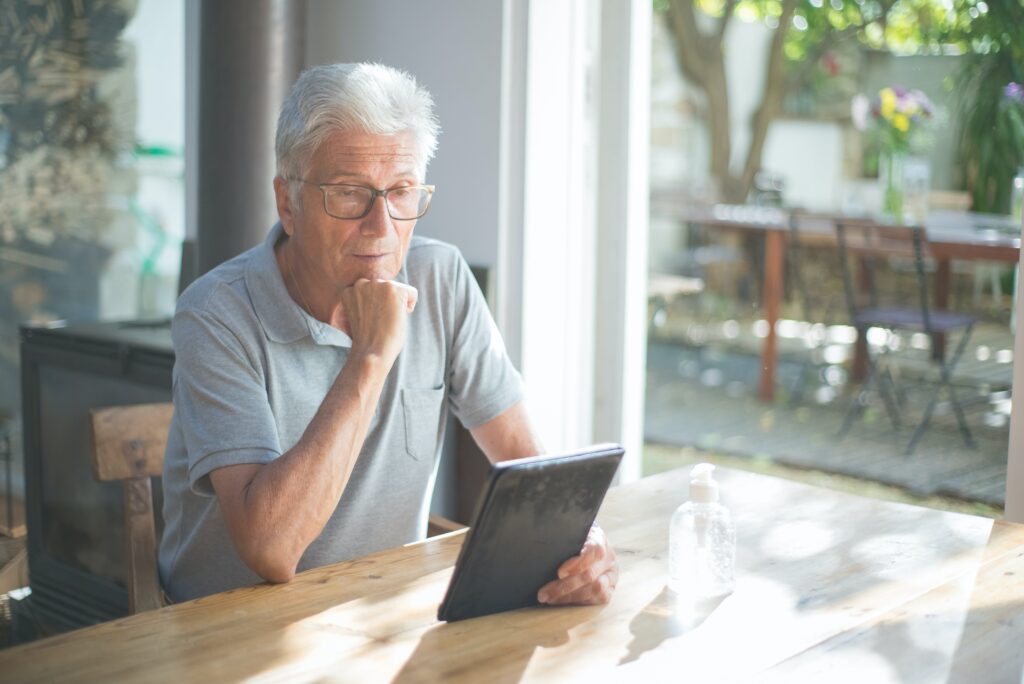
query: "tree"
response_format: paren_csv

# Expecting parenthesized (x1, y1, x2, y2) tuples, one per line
(658, 0, 956, 203)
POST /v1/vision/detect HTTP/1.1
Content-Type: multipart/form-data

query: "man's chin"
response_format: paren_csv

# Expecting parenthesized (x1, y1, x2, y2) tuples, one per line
(348, 258, 401, 283)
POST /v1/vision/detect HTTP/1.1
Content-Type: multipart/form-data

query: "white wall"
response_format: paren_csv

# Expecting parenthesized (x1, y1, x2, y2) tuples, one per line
(305, 1, 504, 270)
(763, 120, 844, 211)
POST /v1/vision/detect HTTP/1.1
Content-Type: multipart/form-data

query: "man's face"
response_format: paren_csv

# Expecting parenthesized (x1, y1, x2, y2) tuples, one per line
(277, 129, 422, 289)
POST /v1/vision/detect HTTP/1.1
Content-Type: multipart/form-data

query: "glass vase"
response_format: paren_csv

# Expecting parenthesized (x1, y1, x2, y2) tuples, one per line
(880, 149, 905, 222)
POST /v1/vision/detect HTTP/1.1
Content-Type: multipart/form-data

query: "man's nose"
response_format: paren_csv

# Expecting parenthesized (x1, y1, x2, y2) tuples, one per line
(359, 194, 392, 236)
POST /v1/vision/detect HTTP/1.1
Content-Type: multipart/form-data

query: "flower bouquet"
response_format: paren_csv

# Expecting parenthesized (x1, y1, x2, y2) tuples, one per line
(853, 86, 933, 220)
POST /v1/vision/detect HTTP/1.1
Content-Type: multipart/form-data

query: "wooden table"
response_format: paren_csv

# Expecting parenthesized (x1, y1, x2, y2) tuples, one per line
(658, 204, 1021, 401)
(3, 467, 1024, 682)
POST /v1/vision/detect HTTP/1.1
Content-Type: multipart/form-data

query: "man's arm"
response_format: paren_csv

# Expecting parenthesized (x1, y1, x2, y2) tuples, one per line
(468, 400, 544, 463)
(469, 402, 619, 605)
(209, 279, 414, 583)
(209, 352, 388, 582)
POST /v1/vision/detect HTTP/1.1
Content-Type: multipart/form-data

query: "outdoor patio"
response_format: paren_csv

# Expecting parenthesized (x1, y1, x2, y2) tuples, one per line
(643, 296, 1014, 509)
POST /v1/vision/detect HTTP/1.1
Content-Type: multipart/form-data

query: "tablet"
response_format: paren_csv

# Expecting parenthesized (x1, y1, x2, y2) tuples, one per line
(437, 443, 624, 622)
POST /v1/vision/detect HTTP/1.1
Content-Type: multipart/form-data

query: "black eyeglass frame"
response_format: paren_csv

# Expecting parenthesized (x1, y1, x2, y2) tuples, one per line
(291, 179, 436, 221)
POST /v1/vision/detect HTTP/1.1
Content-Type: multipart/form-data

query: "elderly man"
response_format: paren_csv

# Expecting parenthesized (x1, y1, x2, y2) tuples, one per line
(159, 63, 617, 607)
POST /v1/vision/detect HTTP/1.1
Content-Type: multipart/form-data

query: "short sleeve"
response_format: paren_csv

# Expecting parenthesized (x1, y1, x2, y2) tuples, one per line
(172, 308, 281, 495)
(446, 254, 525, 429)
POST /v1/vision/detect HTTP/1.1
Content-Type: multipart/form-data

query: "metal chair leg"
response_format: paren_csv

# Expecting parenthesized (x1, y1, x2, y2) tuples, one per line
(788, 356, 815, 407)
(866, 349, 903, 431)
(906, 391, 939, 455)
(906, 325, 975, 455)
(840, 367, 899, 436)
(839, 384, 868, 437)
(839, 329, 903, 438)
(940, 326, 976, 449)
(882, 363, 908, 408)
(946, 382, 976, 449)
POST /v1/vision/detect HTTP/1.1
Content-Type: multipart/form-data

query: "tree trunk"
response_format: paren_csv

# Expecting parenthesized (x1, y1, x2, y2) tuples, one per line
(666, 0, 735, 201)
(738, 0, 798, 200)
(664, 0, 798, 204)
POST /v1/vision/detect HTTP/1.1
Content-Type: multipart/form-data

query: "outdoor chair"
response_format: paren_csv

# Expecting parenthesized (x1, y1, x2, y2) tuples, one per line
(89, 403, 465, 615)
(834, 218, 977, 455)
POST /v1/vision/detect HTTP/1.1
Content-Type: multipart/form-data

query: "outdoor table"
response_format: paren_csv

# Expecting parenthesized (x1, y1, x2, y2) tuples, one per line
(655, 203, 1022, 402)
(2, 466, 1023, 682)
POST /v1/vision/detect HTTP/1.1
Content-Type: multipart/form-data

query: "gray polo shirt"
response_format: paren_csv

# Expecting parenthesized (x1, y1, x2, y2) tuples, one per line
(158, 223, 523, 602)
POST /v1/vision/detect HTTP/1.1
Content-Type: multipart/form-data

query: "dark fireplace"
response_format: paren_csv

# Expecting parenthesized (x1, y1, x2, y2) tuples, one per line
(19, 320, 172, 633)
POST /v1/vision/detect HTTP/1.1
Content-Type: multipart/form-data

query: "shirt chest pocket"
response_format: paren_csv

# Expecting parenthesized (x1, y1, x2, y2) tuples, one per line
(400, 386, 446, 461)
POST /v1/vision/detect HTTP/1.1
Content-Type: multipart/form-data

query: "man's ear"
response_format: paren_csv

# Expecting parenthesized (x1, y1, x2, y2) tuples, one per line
(273, 176, 297, 236)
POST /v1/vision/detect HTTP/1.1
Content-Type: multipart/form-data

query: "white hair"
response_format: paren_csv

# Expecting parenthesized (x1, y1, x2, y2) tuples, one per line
(275, 63, 440, 204)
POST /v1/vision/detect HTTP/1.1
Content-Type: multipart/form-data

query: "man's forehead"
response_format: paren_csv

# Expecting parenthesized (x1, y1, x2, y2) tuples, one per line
(317, 130, 418, 166)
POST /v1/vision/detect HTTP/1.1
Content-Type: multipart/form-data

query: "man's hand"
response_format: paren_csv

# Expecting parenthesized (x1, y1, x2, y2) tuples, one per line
(340, 279, 418, 364)
(537, 525, 618, 606)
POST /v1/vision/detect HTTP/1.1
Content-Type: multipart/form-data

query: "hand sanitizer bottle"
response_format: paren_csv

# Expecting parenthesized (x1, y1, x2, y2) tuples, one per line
(669, 463, 736, 598)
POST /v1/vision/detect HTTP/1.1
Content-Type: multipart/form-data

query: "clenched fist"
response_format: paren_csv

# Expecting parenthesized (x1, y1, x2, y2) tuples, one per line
(340, 279, 418, 366)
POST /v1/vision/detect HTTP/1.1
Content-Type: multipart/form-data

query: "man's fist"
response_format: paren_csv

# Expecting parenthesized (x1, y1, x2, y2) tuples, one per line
(340, 279, 418, 364)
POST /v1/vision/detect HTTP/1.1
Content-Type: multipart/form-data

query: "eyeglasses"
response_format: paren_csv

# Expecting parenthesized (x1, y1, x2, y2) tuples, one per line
(295, 180, 435, 221)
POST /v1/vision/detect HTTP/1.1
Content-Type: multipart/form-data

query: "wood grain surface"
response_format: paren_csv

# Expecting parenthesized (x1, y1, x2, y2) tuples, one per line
(89, 403, 174, 481)
(2, 467, 1022, 683)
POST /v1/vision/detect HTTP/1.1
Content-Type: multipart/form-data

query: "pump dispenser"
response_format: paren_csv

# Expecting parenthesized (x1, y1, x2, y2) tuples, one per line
(669, 463, 736, 598)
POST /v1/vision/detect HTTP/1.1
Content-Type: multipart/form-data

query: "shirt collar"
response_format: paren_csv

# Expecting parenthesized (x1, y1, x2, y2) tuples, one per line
(244, 223, 353, 348)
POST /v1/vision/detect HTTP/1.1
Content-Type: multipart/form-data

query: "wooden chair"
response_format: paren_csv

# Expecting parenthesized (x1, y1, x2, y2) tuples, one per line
(90, 402, 465, 614)
(89, 403, 172, 614)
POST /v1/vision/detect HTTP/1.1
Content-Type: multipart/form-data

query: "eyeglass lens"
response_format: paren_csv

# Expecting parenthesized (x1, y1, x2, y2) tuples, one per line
(325, 186, 430, 220)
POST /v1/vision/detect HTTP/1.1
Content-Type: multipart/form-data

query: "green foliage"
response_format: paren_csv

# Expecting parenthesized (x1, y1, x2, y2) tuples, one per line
(946, 0, 1024, 213)
(663, 0, 961, 121)
(957, 58, 1024, 212)
(676, 0, 957, 58)
(657, 0, 1024, 209)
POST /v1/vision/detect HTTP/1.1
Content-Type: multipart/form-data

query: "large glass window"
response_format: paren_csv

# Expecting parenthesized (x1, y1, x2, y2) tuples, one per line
(645, 0, 1021, 516)
(0, 0, 184, 531)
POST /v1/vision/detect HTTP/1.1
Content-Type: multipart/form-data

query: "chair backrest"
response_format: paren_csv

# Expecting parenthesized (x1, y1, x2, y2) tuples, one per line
(89, 402, 173, 614)
(834, 218, 933, 331)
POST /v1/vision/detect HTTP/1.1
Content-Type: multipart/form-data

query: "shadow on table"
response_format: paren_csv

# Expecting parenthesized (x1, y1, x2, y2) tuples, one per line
(766, 597, 1024, 681)
(391, 605, 597, 684)
(620, 586, 726, 665)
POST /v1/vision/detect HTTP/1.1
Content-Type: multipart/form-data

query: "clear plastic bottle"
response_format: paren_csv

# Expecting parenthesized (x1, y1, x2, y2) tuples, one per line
(669, 463, 736, 598)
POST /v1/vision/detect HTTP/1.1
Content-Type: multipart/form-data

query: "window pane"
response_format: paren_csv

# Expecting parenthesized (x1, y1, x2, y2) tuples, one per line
(0, 0, 185, 526)
(645, 6, 1015, 516)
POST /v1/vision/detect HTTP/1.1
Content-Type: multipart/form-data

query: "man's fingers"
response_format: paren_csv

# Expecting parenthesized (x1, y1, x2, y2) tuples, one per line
(546, 569, 615, 606)
(558, 539, 605, 579)
(557, 555, 581, 579)
(375, 279, 418, 312)
(538, 553, 614, 603)
(403, 284, 418, 312)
